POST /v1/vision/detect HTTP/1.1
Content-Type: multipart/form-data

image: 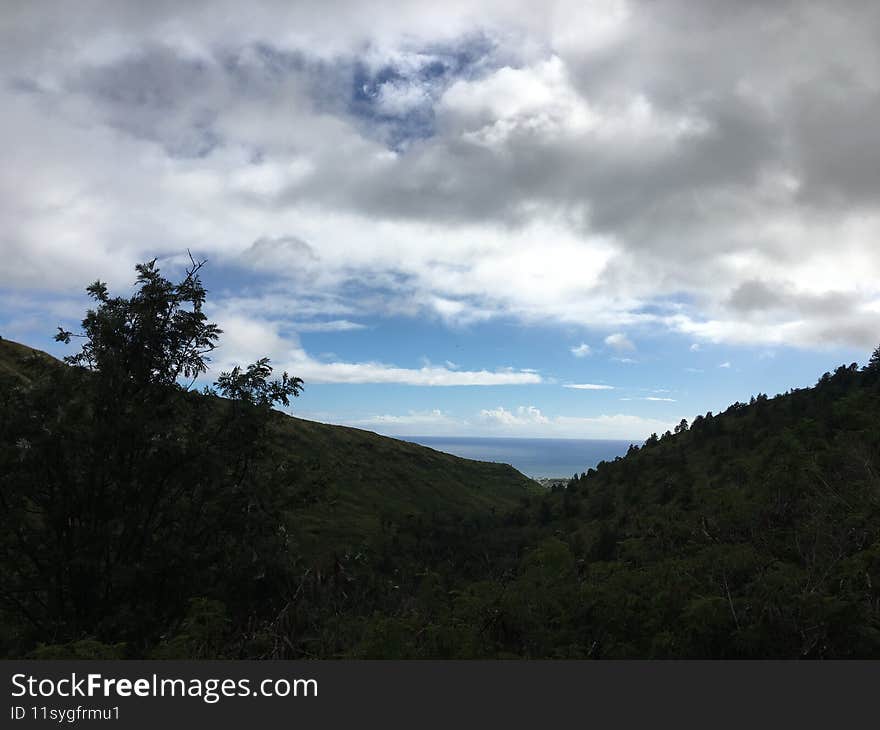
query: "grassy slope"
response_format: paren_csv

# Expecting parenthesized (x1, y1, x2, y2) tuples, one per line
(0, 337, 537, 557)
(0, 337, 58, 383)
(268, 413, 536, 555)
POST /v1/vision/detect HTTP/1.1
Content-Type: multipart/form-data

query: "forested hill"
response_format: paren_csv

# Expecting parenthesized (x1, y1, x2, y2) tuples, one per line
(0, 336, 536, 552)
(307, 358, 880, 660)
(0, 335, 535, 659)
(4, 326, 880, 659)
(260, 412, 539, 555)
(441, 359, 880, 658)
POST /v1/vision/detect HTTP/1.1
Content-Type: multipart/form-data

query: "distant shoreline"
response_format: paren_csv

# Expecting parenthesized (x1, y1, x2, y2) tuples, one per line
(397, 435, 634, 479)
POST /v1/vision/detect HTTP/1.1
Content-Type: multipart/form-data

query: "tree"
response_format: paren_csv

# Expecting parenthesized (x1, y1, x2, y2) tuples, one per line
(865, 345, 880, 373)
(55, 254, 222, 391)
(215, 358, 302, 408)
(1, 257, 302, 654)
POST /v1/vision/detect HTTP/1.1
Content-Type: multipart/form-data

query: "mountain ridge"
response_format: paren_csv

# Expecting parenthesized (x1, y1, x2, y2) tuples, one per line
(4, 334, 880, 658)
(0, 336, 538, 557)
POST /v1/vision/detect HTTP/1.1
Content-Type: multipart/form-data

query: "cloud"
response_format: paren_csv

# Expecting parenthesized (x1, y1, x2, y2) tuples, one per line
(284, 353, 542, 386)
(213, 310, 542, 385)
(549, 413, 673, 439)
(727, 280, 784, 313)
(604, 333, 635, 352)
(719, 361, 731, 369)
(570, 342, 592, 357)
(689, 343, 701, 352)
(564, 383, 614, 390)
(480, 405, 549, 426)
(361, 409, 449, 423)
(476, 405, 669, 438)
(3, 1, 880, 348)
(290, 319, 366, 332)
(350, 409, 458, 429)
(241, 236, 320, 270)
(347, 404, 673, 439)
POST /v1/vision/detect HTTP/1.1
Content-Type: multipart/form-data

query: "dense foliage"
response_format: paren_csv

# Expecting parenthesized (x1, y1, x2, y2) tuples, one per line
(2, 262, 880, 658)
(334, 362, 880, 659)
(0, 261, 301, 657)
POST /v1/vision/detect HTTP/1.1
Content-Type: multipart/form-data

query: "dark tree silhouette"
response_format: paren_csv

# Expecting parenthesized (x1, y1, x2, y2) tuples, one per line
(55, 254, 221, 390)
(0, 257, 302, 655)
(866, 344, 880, 373)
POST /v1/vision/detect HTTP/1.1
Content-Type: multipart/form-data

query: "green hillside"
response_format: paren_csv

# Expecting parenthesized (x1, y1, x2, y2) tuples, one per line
(332, 359, 880, 658)
(514, 362, 880, 657)
(5, 333, 880, 658)
(266, 413, 537, 556)
(0, 332, 537, 659)
(0, 336, 57, 383)
(4, 257, 880, 660)
(0, 336, 535, 559)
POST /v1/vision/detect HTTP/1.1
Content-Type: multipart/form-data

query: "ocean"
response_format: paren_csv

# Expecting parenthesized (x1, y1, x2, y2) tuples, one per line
(398, 436, 635, 479)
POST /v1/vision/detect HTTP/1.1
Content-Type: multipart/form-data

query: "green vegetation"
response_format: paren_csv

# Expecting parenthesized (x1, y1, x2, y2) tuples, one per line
(3, 259, 880, 658)
(0, 261, 535, 659)
(0, 338, 56, 384)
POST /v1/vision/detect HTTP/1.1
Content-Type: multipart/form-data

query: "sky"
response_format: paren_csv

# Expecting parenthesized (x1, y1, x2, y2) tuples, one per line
(1, 0, 878, 439)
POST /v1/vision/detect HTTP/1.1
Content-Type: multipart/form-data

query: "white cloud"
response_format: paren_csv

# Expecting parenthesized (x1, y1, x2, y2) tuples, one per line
(345, 404, 672, 439)
(476, 405, 669, 438)
(290, 319, 366, 332)
(644, 396, 676, 402)
(4, 1, 880, 349)
(212, 310, 541, 386)
(570, 342, 592, 357)
(604, 333, 636, 352)
(441, 54, 707, 150)
(350, 409, 458, 430)
(551, 413, 672, 439)
(719, 361, 731, 369)
(689, 343, 701, 352)
(283, 353, 541, 386)
(479, 405, 549, 426)
(564, 383, 614, 390)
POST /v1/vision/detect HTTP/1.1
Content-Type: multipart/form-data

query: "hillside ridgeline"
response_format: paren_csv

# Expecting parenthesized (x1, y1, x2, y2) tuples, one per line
(0, 336, 534, 658)
(4, 274, 880, 658)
